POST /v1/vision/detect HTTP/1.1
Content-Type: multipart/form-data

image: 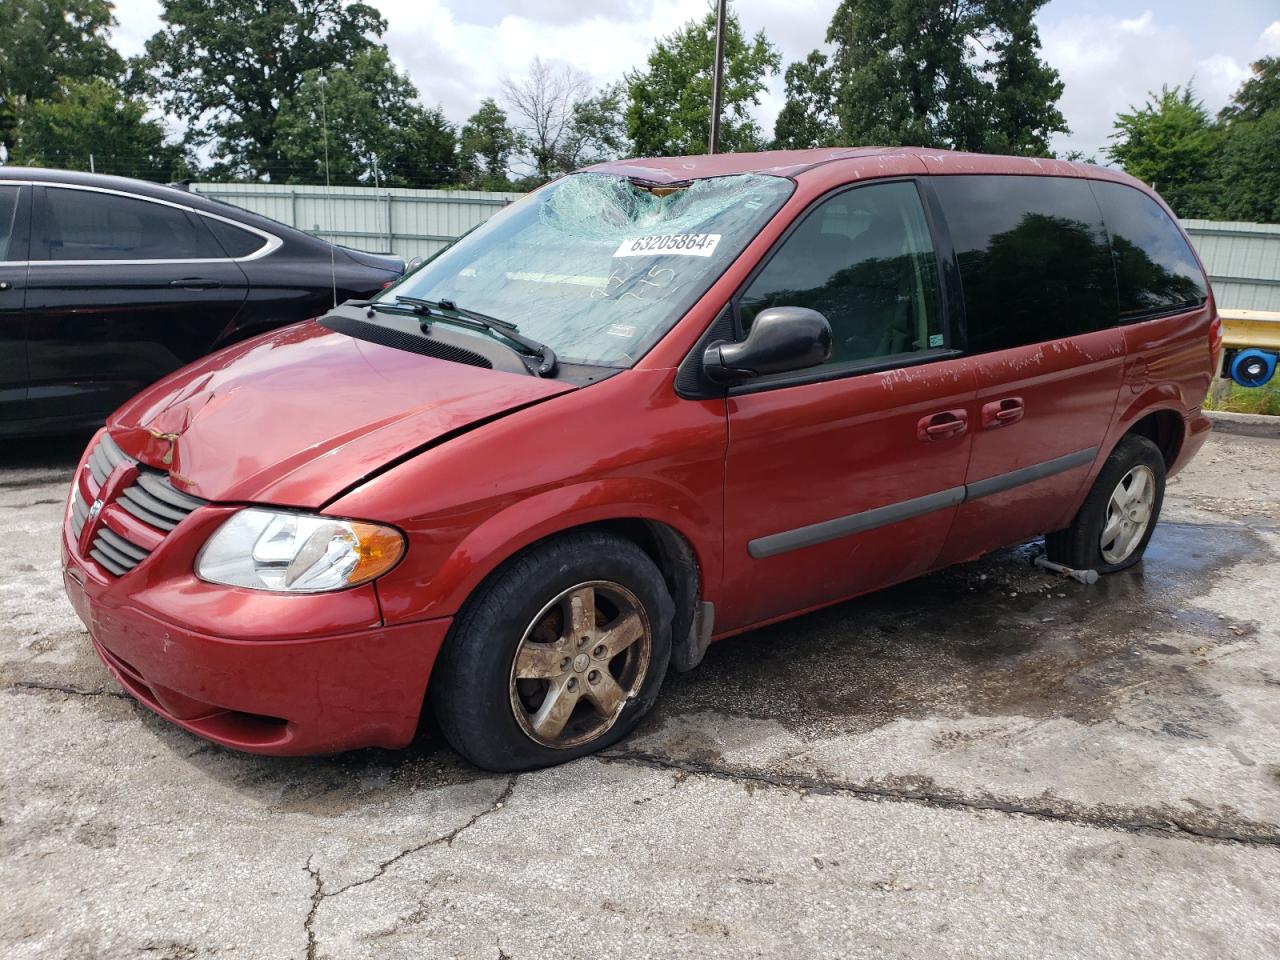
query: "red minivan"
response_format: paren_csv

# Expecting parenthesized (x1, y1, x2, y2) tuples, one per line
(61, 148, 1218, 770)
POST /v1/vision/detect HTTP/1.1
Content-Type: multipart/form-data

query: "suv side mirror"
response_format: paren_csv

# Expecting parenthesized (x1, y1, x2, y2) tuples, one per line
(703, 306, 833, 385)
(405, 256, 425, 273)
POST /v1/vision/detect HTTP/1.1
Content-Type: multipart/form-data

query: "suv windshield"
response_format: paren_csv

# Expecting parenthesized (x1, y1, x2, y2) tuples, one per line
(380, 173, 794, 367)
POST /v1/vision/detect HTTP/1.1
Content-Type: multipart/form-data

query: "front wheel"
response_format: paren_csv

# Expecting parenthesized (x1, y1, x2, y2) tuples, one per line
(431, 531, 673, 771)
(1046, 434, 1166, 574)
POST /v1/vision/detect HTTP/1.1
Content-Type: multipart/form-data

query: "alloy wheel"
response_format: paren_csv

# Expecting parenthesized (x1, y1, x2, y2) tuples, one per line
(1100, 464, 1156, 564)
(508, 581, 652, 749)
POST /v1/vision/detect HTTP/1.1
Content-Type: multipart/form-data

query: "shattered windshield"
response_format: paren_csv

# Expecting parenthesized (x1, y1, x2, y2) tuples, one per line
(380, 173, 794, 367)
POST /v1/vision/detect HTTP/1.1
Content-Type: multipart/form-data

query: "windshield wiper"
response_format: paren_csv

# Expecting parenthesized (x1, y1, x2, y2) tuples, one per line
(392, 296, 557, 376)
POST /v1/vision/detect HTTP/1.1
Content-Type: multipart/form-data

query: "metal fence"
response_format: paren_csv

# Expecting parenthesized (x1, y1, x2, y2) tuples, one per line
(190, 182, 524, 262)
(1182, 220, 1280, 312)
(192, 182, 1280, 310)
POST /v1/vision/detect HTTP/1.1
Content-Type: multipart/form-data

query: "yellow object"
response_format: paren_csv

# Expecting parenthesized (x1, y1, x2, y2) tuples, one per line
(1220, 309, 1280, 351)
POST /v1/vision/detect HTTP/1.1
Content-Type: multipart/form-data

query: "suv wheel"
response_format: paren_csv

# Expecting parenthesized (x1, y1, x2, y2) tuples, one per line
(1046, 434, 1166, 574)
(431, 531, 673, 771)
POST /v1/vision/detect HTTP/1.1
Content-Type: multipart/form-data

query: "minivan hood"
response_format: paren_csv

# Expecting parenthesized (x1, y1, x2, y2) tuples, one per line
(108, 320, 574, 507)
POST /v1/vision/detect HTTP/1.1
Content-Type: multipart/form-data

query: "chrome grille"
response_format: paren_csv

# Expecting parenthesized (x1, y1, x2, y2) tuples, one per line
(71, 433, 208, 577)
(118, 471, 207, 532)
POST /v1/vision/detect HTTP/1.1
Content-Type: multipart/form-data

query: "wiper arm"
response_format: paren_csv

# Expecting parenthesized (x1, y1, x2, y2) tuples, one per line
(394, 296, 557, 376)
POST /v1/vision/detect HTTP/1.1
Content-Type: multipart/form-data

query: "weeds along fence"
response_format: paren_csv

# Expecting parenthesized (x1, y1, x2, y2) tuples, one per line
(192, 183, 1280, 311)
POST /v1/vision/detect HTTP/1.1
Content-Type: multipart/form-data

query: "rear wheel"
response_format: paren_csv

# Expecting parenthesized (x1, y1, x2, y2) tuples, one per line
(1046, 434, 1165, 574)
(431, 531, 673, 771)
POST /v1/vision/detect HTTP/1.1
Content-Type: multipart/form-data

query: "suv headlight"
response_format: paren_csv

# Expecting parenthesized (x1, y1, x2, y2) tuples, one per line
(196, 508, 404, 593)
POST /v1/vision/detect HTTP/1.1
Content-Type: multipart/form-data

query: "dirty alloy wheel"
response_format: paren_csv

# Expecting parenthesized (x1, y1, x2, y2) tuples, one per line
(1046, 434, 1166, 574)
(431, 531, 673, 772)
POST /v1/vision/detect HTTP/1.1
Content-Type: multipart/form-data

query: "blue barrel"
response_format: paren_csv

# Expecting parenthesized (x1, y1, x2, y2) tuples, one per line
(1229, 349, 1278, 388)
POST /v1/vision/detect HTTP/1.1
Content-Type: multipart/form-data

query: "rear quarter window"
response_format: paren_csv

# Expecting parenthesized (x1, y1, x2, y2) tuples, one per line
(202, 216, 268, 258)
(931, 175, 1116, 353)
(1089, 180, 1207, 321)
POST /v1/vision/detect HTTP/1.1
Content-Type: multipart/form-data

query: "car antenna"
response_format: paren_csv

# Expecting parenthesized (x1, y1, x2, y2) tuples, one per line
(319, 72, 337, 309)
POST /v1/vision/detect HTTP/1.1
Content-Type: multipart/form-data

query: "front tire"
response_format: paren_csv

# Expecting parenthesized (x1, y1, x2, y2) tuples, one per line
(431, 531, 673, 772)
(1046, 434, 1165, 574)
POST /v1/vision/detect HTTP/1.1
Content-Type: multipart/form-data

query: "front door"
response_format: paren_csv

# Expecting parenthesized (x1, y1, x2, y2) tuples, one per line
(0, 182, 31, 424)
(25, 184, 248, 425)
(718, 179, 977, 634)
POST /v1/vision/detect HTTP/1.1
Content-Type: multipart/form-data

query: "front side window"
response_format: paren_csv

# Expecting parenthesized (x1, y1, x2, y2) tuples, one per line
(1090, 180, 1207, 320)
(44, 188, 207, 261)
(381, 173, 794, 367)
(0, 186, 22, 261)
(932, 175, 1116, 353)
(739, 180, 943, 367)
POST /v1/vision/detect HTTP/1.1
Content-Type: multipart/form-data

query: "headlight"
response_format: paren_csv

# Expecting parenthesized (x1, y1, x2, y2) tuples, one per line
(196, 509, 404, 593)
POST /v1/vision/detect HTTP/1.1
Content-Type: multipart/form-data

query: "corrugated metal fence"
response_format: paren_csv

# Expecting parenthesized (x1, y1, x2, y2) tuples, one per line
(1181, 220, 1280, 312)
(190, 182, 524, 262)
(193, 183, 1280, 310)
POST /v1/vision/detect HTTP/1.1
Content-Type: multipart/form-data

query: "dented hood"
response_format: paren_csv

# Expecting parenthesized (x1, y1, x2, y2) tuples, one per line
(108, 320, 574, 507)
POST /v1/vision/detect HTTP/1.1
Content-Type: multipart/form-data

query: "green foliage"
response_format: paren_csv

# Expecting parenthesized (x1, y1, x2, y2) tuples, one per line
(626, 2, 780, 156)
(779, 0, 1066, 155)
(0, 0, 125, 154)
(275, 48, 457, 187)
(772, 51, 835, 149)
(137, 0, 386, 179)
(459, 98, 518, 191)
(1212, 58, 1280, 224)
(1106, 85, 1221, 218)
(560, 82, 628, 172)
(8, 77, 188, 180)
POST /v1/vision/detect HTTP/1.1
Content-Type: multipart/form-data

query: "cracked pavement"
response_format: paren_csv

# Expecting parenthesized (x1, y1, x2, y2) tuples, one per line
(2, 430, 1280, 959)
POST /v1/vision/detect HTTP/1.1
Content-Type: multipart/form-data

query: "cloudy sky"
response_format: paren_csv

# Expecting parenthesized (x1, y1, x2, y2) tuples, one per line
(109, 0, 1280, 160)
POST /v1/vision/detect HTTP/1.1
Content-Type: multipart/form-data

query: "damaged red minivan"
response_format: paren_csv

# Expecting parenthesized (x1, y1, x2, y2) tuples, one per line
(62, 148, 1218, 770)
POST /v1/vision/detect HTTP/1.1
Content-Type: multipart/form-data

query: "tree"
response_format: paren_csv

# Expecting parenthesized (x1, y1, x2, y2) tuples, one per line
(1106, 85, 1220, 218)
(560, 82, 628, 170)
(459, 98, 518, 190)
(0, 0, 124, 156)
(137, 0, 386, 179)
(8, 77, 188, 180)
(275, 47, 457, 187)
(772, 51, 835, 148)
(780, 0, 1067, 155)
(626, 2, 780, 156)
(1213, 58, 1280, 222)
(502, 57, 589, 180)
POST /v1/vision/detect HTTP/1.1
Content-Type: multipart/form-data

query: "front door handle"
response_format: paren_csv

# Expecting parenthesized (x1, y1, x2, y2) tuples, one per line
(917, 409, 968, 442)
(169, 278, 223, 290)
(0, 281, 11, 291)
(981, 397, 1025, 429)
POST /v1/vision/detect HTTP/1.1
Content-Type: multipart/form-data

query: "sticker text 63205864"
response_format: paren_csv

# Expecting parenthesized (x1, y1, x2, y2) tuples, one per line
(613, 233, 721, 258)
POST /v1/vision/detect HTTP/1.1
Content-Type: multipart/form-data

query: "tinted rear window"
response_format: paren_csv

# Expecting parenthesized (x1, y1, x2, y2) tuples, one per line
(0, 186, 20, 260)
(1090, 180, 1207, 320)
(45, 188, 205, 260)
(932, 175, 1116, 353)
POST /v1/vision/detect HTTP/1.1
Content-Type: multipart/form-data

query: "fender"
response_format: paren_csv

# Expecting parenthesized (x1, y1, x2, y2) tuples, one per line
(370, 476, 721, 627)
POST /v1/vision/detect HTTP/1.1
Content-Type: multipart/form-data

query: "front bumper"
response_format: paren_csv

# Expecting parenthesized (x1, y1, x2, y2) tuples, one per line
(61, 432, 449, 755)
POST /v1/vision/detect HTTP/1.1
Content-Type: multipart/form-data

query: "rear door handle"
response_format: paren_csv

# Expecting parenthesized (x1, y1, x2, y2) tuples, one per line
(0, 281, 10, 291)
(917, 409, 968, 442)
(169, 278, 223, 290)
(981, 397, 1024, 429)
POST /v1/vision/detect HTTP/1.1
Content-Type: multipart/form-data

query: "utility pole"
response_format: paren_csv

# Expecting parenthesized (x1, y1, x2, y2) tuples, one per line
(709, 0, 727, 154)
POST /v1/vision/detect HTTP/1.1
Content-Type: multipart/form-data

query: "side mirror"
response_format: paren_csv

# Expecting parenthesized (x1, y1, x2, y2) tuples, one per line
(405, 256, 425, 273)
(703, 306, 833, 385)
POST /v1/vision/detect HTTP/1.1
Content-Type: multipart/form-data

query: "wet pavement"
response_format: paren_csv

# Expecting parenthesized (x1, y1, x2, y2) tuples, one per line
(2, 430, 1279, 958)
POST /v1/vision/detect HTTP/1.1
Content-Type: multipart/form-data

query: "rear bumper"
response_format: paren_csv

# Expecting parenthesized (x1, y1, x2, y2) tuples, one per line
(63, 534, 450, 756)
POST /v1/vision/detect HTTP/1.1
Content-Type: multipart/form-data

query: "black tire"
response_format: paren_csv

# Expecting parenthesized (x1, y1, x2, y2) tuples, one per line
(1046, 434, 1166, 574)
(431, 530, 673, 772)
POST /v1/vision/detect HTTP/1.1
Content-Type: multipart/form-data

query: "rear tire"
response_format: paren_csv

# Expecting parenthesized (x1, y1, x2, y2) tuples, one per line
(1045, 434, 1165, 574)
(431, 531, 673, 772)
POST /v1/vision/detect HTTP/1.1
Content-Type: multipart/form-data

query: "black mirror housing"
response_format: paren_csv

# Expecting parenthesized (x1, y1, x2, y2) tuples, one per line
(703, 306, 833, 385)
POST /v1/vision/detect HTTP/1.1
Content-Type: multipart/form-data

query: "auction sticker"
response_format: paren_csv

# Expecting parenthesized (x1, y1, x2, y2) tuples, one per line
(614, 233, 721, 258)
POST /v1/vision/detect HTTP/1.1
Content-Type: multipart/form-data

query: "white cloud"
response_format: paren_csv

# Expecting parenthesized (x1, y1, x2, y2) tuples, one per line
(1262, 20, 1280, 55)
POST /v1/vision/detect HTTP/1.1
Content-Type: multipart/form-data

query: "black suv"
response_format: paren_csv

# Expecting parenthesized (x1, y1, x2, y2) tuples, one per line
(0, 169, 405, 437)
